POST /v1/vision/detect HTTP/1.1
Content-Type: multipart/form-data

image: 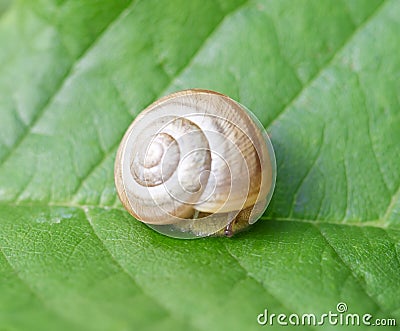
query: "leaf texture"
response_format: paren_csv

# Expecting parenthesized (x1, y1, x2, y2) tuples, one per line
(0, 0, 399, 330)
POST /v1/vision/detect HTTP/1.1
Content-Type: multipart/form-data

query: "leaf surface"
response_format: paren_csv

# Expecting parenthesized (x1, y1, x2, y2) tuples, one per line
(0, 0, 399, 330)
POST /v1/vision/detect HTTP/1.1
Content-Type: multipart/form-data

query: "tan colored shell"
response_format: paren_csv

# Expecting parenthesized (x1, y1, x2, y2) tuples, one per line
(114, 89, 276, 238)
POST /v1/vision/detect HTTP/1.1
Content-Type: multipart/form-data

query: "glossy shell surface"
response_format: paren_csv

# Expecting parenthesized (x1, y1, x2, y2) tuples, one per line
(114, 89, 276, 238)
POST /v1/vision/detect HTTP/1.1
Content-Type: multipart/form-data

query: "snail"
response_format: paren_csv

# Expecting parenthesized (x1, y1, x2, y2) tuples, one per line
(114, 89, 276, 239)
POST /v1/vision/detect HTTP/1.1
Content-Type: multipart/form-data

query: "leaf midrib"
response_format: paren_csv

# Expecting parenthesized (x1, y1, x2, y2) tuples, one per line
(2, 200, 398, 326)
(2, 201, 398, 232)
(0, 1, 398, 330)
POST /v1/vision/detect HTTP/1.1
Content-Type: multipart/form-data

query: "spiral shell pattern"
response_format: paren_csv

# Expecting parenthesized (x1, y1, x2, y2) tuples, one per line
(114, 89, 276, 238)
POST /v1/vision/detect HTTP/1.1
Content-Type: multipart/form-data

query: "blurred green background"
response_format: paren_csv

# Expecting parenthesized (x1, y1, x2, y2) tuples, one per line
(0, 0, 399, 330)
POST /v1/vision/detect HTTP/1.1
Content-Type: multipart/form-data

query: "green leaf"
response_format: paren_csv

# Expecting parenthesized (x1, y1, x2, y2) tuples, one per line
(0, 0, 399, 330)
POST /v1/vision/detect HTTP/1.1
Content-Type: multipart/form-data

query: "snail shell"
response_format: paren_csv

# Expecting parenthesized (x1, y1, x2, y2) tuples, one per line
(114, 89, 276, 238)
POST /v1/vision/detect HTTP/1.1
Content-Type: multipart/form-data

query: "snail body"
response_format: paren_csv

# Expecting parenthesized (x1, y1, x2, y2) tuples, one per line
(115, 89, 276, 238)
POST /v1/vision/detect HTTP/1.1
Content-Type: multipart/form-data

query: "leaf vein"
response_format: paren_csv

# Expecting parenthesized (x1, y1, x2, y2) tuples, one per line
(0, 0, 136, 168)
(266, 0, 387, 130)
(0, 245, 82, 328)
(81, 206, 203, 331)
(223, 243, 318, 331)
(355, 73, 391, 193)
(71, 144, 119, 201)
(313, 224, 384, 313)
(68, 0, 251, 200)
(382, 185, 400, 226)
(155, 0, 250, 99)
(289, 124, 325, 218)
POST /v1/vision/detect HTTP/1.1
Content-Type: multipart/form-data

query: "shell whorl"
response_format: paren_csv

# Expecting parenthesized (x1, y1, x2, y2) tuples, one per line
(114, 89, 276, 238)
